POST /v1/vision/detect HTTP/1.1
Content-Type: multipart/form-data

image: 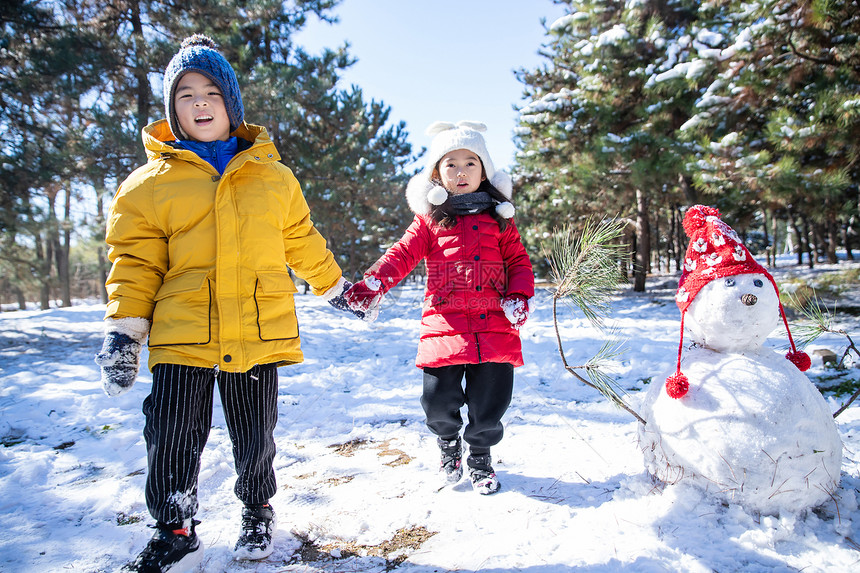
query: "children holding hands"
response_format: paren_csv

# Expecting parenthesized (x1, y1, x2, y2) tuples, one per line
(97, 30, 533, 571)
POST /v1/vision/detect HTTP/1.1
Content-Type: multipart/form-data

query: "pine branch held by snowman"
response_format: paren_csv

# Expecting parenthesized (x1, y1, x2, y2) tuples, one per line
(785, 289, 835, 348)
(547, 217, 629, 329)
(784, 289, 860, 418)
(582, 328, 629, 399)
(545, 217, 645, 425)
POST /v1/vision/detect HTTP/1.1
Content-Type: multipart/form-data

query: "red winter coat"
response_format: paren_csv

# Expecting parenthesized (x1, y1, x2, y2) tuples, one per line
(367, 212, 534, 368)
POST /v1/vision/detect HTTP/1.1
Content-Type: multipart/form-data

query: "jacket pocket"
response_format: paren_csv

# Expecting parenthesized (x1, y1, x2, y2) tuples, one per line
(255, 270, 299, 341)
(149, 271, 212, 346)
(426, 280, 455, 308)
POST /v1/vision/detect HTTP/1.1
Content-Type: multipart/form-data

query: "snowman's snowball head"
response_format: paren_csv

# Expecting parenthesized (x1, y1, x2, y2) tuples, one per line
(685, 273, 780, 352)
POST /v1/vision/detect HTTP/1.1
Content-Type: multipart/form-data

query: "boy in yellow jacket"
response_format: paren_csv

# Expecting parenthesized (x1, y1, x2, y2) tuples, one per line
(95, 35, 361, 573)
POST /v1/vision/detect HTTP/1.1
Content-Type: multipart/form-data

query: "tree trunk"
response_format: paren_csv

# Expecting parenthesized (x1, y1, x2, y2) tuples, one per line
(653, 208, 661, 273)
(825, 212, 838, 263)
(678, 173, 697, 206)
(619, 223, 633, 278)
(58, 185, 72, 307)
(844, 218, 855, 261)
(771, 210, 779, 268)
(131, 2, 150, 163)
(801, 216, 815, 269)
(630, 225, 637, 279)
(762, 208, 772, 267)
(674, 205, 683, 271)
(634, 188, 650, 292)
(787, 208, 804, 266)
(811, 221, 825, 263)
(96, 189, 109, 304)
(668, 208, 676, 272)
(37, 232, 51, 310)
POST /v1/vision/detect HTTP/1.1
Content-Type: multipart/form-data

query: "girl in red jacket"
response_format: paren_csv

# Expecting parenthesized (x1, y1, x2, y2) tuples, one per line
(345, 121, 535, 494)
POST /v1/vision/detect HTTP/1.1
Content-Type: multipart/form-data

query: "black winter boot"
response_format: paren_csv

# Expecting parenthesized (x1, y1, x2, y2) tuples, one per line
(234, 503, 277, 560)
(437, 436, 463, 484)
(467, 453, 500, 495)
(121, 519, 203, 573)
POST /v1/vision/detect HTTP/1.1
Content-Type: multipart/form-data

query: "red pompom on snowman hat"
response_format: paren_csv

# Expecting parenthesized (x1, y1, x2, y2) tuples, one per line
(666, 205, 811, 399)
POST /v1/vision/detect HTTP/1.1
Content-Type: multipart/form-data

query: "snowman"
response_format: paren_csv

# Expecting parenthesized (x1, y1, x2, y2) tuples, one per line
(638, 205, 842, 515)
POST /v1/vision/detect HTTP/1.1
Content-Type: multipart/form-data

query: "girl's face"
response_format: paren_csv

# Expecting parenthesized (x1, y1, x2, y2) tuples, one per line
(174, 72, 231, 142)
(436, 149, 485, 194)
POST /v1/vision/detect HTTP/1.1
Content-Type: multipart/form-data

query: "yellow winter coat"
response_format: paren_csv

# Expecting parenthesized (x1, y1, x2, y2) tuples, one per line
(104, 119, 342, 372)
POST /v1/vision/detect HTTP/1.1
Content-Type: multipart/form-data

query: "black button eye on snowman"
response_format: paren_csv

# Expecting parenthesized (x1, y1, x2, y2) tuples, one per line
(724, 277, 763, 288)
(638, 205, 842, 516)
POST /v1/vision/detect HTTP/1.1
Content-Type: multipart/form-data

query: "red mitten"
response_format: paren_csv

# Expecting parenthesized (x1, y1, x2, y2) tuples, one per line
(501, 294, 530, 329)
(344, 276, 383, 313)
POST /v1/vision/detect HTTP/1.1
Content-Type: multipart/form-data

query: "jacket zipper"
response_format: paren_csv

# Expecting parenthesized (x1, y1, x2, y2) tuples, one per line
(475, 333, 482, 363)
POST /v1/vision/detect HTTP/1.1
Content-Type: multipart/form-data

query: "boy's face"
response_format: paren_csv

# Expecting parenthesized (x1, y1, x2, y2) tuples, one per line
(437, 149, 485, 195)
(174, 72, 231, 142)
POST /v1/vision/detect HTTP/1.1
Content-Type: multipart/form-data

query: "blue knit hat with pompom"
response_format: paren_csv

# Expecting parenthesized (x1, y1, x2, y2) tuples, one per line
(163, 34, 244, 139)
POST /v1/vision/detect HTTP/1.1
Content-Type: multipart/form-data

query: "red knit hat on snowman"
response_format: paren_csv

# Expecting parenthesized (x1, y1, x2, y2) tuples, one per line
(666, 205, 811, 399)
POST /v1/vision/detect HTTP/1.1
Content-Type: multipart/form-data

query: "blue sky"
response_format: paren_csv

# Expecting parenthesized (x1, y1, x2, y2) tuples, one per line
(294, 0, 566, 170)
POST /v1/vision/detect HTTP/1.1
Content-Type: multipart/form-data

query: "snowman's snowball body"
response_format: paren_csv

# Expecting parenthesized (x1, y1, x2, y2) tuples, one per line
(638, 273, 842, 515)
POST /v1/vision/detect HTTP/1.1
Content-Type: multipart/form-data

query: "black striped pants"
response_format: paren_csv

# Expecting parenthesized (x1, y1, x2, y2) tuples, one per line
(142, 363, 279, 524)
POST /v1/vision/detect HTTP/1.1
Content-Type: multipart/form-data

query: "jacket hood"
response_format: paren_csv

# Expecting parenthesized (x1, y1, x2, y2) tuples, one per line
(142, 119, 278, 163)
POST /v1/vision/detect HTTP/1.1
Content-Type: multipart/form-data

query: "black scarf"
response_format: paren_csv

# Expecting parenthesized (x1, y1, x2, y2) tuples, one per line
(446, 191, 495, 215)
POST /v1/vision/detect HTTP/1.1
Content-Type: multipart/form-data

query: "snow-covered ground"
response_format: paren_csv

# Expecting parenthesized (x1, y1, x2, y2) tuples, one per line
(1, 262, 859, 572)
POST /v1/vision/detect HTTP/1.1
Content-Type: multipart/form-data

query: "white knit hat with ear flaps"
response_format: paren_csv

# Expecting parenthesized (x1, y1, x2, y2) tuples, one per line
(405, 121, 514, 217)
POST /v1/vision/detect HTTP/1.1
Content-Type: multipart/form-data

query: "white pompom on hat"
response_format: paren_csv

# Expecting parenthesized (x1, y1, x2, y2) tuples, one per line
(406, 121, 514, 216)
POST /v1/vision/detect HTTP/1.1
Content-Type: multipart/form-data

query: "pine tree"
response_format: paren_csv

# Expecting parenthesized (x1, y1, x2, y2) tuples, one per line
(516, 1, 859, 284)
(1, 1, 111, 308)
(676, 0, 860, 264)
(282, 86, 414, 272)
(0, 0, 415, 304)
(515, 0, 704, 291)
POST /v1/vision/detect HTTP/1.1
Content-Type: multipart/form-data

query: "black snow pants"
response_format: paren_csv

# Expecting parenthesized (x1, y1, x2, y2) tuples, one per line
(142, 362, 278, 524)
(421, 362, 514, 455)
